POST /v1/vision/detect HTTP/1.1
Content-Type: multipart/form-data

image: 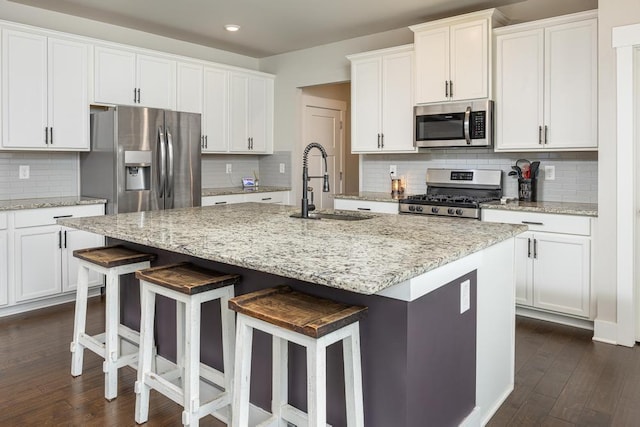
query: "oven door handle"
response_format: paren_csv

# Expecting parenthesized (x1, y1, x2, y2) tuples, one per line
(463, 106, 472, 145)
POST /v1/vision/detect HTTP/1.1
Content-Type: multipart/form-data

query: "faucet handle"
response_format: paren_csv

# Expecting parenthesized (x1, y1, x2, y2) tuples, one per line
(308, 203, 316, 212)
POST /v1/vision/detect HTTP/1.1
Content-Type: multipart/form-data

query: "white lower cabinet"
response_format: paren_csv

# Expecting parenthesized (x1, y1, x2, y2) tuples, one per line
(202, 191, 290, 207)
(0, 213, 7, 306)
(482, 209, 592, 319)
(333, 199, 399, 214)
(11, 205, 104, 306)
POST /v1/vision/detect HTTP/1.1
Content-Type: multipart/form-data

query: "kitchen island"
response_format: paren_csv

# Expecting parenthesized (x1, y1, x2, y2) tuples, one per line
(59, 203, 526, 426)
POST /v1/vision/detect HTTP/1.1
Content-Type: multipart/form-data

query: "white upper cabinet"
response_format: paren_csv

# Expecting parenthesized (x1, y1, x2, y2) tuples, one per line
(203, 67, 229, 153)
(2, 29, 89, 150)
(229, 71, 273, 154)
(349, 45, 415, 153)
(411, 9, 505, 104)
(494, 11, 598, 151)
(176, 62, 203, 114)
(94, 45, 176, 109)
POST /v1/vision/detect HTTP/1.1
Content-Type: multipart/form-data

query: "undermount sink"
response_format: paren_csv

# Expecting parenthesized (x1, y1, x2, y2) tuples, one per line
(290, 212, 374, 221)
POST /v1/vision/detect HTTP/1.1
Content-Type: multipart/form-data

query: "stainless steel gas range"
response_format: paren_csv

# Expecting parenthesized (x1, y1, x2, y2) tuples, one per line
(399, 168, 503, 219)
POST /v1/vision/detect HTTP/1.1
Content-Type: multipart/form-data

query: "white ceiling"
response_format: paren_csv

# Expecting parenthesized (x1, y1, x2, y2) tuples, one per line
(8, 0, 597, 58)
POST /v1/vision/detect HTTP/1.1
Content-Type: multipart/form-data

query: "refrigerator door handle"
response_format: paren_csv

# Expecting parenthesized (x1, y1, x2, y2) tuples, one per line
(166, 128, 174, 198)
(158, 126, 167, 198)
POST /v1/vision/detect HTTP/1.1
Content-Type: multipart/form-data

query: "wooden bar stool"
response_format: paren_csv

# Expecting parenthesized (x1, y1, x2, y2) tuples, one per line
(70, 245, 156, 400)
(134, 262, 240, 427)
(229, 286, 368, 427)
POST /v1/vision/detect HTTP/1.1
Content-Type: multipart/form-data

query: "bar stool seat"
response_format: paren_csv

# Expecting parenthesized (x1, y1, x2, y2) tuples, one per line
(229, 285, 368, 427)
(134, 262, 240, 427)
(70, 245, 156, 401)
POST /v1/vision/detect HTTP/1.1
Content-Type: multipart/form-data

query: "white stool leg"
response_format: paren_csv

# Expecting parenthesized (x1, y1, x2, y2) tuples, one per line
(103, 268, 120, 400)
(220, 287, 236, 398)
(232, 315, 254, 427)
(70, 263, 90, 377)
(182, 297, 201, 427)
(272, 336, 288, 426)
(343, 324, 364, 427)
(176, 299, 185, 386)
(135, 283, 156, 424)
(307, 340, 327, 427)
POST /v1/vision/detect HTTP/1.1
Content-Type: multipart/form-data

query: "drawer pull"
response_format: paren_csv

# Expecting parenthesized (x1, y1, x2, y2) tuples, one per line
(522, 221, 543, 225)
(214, 201, 227, 205)
(357, 207, 371, 211)
(261, 197, 272, 201)
(53, 214, 73, 219)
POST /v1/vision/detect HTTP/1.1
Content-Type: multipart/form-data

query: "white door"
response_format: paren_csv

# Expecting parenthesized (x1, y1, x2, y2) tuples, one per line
(229, 72, 250, 152)
(94, 46, 136, 105)
(351, 57, 382, 152)
(176, 62, 203, 114)
(450, 19, 488, 101)
(304, 106, 343, 210)
(14, 226, 62, 302)
(414, 27, 449, 104)
(544, 19, 598, 149)
(48, 37, 89, 150)
(495, 29, 544, 151)
(203, 67, 229, 152)
(0, 230, 7, 306)
(514, 232, 534, 306)
(533, 233, 591, 317)
(381, 50, 415, 152)
(2, 30, 48, 149)
(247, 76, 268, 152)
(62, 228, 104, 292)
(136, 53, 176, 109)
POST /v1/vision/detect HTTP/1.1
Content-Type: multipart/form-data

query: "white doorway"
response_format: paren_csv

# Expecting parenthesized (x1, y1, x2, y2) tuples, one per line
(303, 104, 343, 209)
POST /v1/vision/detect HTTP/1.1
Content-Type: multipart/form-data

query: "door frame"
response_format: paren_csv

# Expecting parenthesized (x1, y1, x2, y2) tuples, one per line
(613, 23, 640, 346)
(295, 93, 347, 208)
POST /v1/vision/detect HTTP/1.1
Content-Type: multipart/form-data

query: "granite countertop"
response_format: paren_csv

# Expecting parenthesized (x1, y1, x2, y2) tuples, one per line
(333, 192, 403, 203)
(0, 196, 107, 212)
(59, 203, 526, 295)
(480, 200, 598, 217)
(202, 186, 291, 197)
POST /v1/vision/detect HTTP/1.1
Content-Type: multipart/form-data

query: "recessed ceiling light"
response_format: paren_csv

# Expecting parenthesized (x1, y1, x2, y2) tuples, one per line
(224, 24, 240, 32)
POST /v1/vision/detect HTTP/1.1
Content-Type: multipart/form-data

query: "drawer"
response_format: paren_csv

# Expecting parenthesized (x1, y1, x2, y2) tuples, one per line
(244, 191, 288, 204)
(334, 198, 399, 214)
(202, 194, 245, 206)
(0, 213, 6, 229)
(14, 204, 105, 228)
(482, 209, 591, 236)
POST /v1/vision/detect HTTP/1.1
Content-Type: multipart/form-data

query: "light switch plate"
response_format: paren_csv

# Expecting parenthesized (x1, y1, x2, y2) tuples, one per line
(460, 280, 470, 314)
(544, 165, 555, 181)
(279, 163, 285, 174)
(226, 164, 232, 174)
(19, 165, 29, 179)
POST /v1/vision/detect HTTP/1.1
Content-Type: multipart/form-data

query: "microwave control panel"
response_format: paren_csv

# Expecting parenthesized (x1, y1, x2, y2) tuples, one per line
(470, 111, 486, 139)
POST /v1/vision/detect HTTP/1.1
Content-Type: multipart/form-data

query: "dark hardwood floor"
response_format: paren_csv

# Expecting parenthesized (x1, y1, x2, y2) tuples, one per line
(2, 298, 640, 426)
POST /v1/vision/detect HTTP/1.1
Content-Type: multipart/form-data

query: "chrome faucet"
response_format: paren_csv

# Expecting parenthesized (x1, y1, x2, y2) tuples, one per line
(301, 142, 330, 218)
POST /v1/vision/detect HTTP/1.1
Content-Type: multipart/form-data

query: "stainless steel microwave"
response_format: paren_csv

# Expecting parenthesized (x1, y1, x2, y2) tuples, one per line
(414, 99, 494, 148)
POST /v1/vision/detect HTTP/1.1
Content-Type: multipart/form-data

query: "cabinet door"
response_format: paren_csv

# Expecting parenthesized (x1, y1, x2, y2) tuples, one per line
(381, 50, 415, 152)
(229, 73, 250, 152)
(202, 67, 229, 152)
(247, 76, 269, 152)
(94, 46, 137, 105)
(351, 57, 382, 152)
(533, 233, 590, 317)
(14, 226, 62, 302)
(136, 53, 176, 109)
(544, 19, 597, 149)
(2, 30, 48, 149)
(62, 228, 104, 292)
(0, 230, 7, 306)
(414, 27, 449, 104)
(495, 29, 544, 151)
(48, 37, 90, 150)
(514, 232, 534, 306)
(449, 19, 488, 101)
(176, 62, 203, 114)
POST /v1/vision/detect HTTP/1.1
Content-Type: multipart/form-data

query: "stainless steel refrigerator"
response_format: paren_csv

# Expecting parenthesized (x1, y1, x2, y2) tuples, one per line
(81, 106, 201, 214)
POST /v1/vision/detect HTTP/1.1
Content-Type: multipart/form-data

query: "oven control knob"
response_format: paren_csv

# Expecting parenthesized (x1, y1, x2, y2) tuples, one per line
(456, 209, 464, 216)
(431, 207, 439, 213)
(447, 208, 455, 215)
(408, 205, 415, 211)
(416, 206, 424, 212)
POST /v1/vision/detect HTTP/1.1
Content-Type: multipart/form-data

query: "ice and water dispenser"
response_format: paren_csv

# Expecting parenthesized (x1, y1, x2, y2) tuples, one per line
(124, 151, 151, 191)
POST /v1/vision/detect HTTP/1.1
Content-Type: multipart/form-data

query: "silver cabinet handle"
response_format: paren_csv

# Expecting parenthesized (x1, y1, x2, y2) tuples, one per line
(248, 138, 251, 149)
(45, 127, 49, 144)
(201, 135, 204, 149)
(449, 80, 453, 98)
(538, 126, 542, 144)
(381, 133, 384, 149)
(533, 238, 538, 259)
(544, 125, 548, 145)
(357, 207, 371, 211)
(137, 88, 141, 104)
(134, 88, 137, 103)
(261, 197, 272, 201)
(205, 135, 208, 149)
(50, 127, 53, 145)
(445, 80, 449, 98)
(522, 221, 544, 225)
(215, 201, 227, 205)
(463, 106, 471, 145)
(377, 133, 381, 149)
(58, 230, 62, 249)
(53, 214, 72, 219)
(63, 230, 67, 248)
(527, 238, 531, 258)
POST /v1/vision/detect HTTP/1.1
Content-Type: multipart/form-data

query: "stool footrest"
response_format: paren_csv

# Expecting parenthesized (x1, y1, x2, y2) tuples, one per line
(77, 333, 106, 358)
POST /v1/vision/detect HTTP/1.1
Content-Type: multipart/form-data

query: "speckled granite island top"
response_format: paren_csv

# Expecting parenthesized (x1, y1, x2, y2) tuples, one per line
(481, 200, 598, 217)
(58, 203, 526, 295)
(202, 186, 290, 197)
(333, 192, 402, 203)
(0, 196, 106, 211)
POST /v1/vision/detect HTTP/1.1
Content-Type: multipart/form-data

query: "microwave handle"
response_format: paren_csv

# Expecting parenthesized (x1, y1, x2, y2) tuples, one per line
(463, 106, 471, 145)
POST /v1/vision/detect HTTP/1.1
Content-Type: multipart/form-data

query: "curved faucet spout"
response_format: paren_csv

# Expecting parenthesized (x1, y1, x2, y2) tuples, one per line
(301, 142, 330, 218)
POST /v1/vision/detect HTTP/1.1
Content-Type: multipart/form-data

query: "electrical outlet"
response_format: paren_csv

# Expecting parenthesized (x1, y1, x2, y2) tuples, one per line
(225, 164, 232, 174)
(279, 163, 285, 174)
(460, 280, 470, 314)
(19, 165, 30, 180)
(389, 165, 397, 176)
(544, 165, 555, 181)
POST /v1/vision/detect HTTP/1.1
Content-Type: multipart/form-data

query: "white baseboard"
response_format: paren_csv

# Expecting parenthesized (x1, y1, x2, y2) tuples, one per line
(516, 306, 594, 330)
(593, 319, 618, 345)
(0, 287, 102, 318)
